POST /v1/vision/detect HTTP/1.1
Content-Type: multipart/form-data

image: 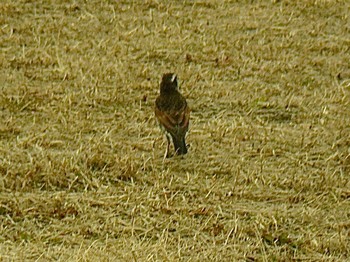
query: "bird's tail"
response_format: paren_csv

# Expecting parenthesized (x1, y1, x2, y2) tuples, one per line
(172, 136, 187, 155)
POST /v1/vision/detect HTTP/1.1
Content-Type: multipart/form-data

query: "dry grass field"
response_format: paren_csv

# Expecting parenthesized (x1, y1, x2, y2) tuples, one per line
(1, 0, 350, 261)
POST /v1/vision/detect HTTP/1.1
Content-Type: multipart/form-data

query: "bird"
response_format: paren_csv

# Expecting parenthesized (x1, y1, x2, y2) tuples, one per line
(155, 73, 190, 158)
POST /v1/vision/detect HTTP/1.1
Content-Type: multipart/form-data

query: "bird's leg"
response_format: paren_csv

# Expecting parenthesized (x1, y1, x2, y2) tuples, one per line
(164, 133, 172, 159)
(163, 145, 168, 161)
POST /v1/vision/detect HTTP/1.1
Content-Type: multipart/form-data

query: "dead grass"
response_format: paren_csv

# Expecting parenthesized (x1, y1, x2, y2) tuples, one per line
(1, 0, 350, 261)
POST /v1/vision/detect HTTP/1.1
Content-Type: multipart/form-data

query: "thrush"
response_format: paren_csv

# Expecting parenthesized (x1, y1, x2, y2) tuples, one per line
(155, 73, 190, 157)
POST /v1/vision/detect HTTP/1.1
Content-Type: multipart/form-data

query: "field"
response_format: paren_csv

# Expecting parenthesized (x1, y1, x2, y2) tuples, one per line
(1, 0, 350, 261)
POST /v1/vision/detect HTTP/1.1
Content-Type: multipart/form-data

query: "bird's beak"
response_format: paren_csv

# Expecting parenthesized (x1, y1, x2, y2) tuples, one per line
(171, 74, 177, 83)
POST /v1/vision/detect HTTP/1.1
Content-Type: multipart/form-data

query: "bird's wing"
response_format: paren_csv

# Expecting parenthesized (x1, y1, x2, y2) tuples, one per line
(155, 104, 190, 136)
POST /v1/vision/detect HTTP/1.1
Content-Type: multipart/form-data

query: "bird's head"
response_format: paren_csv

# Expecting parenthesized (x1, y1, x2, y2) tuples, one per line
(160, 73, 178, 93)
